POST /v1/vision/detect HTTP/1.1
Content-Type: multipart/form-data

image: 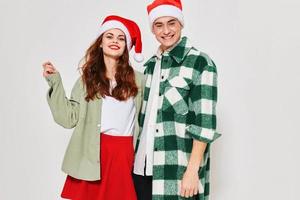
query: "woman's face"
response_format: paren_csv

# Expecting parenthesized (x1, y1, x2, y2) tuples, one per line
(101, 28, 126, 59)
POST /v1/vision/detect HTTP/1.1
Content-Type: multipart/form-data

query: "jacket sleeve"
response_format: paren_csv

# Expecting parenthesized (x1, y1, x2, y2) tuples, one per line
(45, 73, 82, 129)
(186, 63, 221, 143)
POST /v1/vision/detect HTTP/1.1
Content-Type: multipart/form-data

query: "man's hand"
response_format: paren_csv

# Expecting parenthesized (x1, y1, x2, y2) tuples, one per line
(180, 168, 199, 198)
(180, 139, 207, 198)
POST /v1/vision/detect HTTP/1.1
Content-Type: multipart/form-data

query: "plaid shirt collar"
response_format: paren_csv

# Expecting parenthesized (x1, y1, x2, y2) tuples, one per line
(144, 36, 195, 66)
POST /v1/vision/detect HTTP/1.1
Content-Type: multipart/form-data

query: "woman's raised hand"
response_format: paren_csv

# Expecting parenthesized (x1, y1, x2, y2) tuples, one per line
(42, 61, 58, 77)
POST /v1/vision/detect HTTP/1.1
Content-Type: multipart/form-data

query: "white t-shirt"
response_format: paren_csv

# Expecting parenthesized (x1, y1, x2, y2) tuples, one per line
(100, 80, 136, 136)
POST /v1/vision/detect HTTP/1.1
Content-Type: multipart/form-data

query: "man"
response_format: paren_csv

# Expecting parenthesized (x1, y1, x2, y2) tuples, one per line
(133, 0, 221, 199)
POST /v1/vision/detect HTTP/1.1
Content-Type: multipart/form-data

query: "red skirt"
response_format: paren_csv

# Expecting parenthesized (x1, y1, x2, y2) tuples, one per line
(61, 133, 137, 200)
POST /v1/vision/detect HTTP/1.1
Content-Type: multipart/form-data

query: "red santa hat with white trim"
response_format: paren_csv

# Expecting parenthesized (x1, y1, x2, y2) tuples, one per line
(99, 15, 144, 63)
(147, 0, 184, 28)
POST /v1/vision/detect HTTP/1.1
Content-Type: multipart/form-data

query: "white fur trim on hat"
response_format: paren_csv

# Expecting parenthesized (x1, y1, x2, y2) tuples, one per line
(148, 5, 184, 27)
(133, 53, 144, 62)
(99, 20, 132, 50)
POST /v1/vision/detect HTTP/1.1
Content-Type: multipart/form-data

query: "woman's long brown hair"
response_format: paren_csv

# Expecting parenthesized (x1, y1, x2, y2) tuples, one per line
(81, 35, 138, 102)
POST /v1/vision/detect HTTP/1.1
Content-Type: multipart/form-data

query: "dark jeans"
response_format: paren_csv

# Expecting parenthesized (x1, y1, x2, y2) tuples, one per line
(132, 173, 152, 200)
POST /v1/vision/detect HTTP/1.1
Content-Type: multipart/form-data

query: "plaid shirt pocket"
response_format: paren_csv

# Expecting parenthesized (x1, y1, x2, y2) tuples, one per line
(162, 76, 191, 115)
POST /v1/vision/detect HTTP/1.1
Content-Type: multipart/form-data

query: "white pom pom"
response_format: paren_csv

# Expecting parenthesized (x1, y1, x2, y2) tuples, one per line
(133, 53, 144, 63)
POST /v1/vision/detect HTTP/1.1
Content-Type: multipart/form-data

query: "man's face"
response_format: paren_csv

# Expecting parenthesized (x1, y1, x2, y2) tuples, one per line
(152, 16, 182, 51)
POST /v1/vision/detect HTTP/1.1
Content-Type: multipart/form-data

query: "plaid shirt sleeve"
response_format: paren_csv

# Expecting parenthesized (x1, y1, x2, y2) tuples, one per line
(186, 60, 221, 143)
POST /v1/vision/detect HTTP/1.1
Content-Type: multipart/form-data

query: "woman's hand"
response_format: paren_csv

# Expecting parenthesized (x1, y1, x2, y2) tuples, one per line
(42, 61, 58, 77)
(180, 168, 199, 198)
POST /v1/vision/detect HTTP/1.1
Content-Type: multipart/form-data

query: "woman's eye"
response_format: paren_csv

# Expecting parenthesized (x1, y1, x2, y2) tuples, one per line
(119, 37, 125, 41)
(106, 35, 113, 39)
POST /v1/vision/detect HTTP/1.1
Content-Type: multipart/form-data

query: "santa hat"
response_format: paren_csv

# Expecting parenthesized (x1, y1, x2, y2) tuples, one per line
(99, 15, 144, 63)
(147, 0, 184, 28)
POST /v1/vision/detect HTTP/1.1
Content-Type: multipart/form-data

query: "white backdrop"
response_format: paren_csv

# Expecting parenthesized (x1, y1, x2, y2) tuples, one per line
(0, 0, 299, 199)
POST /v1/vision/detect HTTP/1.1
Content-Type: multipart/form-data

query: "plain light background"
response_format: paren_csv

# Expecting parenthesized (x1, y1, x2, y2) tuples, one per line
(1, 0, 299, 199)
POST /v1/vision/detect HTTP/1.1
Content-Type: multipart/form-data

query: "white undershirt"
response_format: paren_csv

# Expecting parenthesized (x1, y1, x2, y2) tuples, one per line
(100, 80, 136, 136)
(133, 51, 162, 176)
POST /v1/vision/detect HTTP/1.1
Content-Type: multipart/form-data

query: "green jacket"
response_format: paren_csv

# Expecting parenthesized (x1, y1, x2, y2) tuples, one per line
(45, 71, 145, 181)
(138, 37, 220, 200)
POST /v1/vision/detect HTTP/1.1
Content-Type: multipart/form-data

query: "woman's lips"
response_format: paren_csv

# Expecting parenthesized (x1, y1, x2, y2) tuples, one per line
(108, 45, 120, 50)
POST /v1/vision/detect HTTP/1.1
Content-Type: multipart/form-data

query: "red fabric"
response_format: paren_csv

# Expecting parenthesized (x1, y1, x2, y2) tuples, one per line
(147, 0, 183, 13)
(61, 133, 137, 200)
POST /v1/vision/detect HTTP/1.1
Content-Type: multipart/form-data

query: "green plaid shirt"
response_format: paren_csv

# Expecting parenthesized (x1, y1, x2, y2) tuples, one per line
(137, 37, 220, 200)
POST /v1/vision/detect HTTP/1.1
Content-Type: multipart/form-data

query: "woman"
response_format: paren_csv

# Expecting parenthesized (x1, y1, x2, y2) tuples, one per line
(42, 15, 144, 200)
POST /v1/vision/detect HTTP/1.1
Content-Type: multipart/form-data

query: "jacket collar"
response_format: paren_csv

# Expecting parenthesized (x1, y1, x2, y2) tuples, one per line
(168, 37, 195, 63)
(143, 55, 156, 67)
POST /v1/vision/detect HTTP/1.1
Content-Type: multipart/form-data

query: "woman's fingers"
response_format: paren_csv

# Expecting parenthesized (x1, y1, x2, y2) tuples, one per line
(43, 61, 55, 69)
(42, 61, 52, 67)
(42, 61, 57, 77)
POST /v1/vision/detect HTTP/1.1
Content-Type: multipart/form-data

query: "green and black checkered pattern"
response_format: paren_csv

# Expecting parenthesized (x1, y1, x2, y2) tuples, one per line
(137, 37, 221, 200)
